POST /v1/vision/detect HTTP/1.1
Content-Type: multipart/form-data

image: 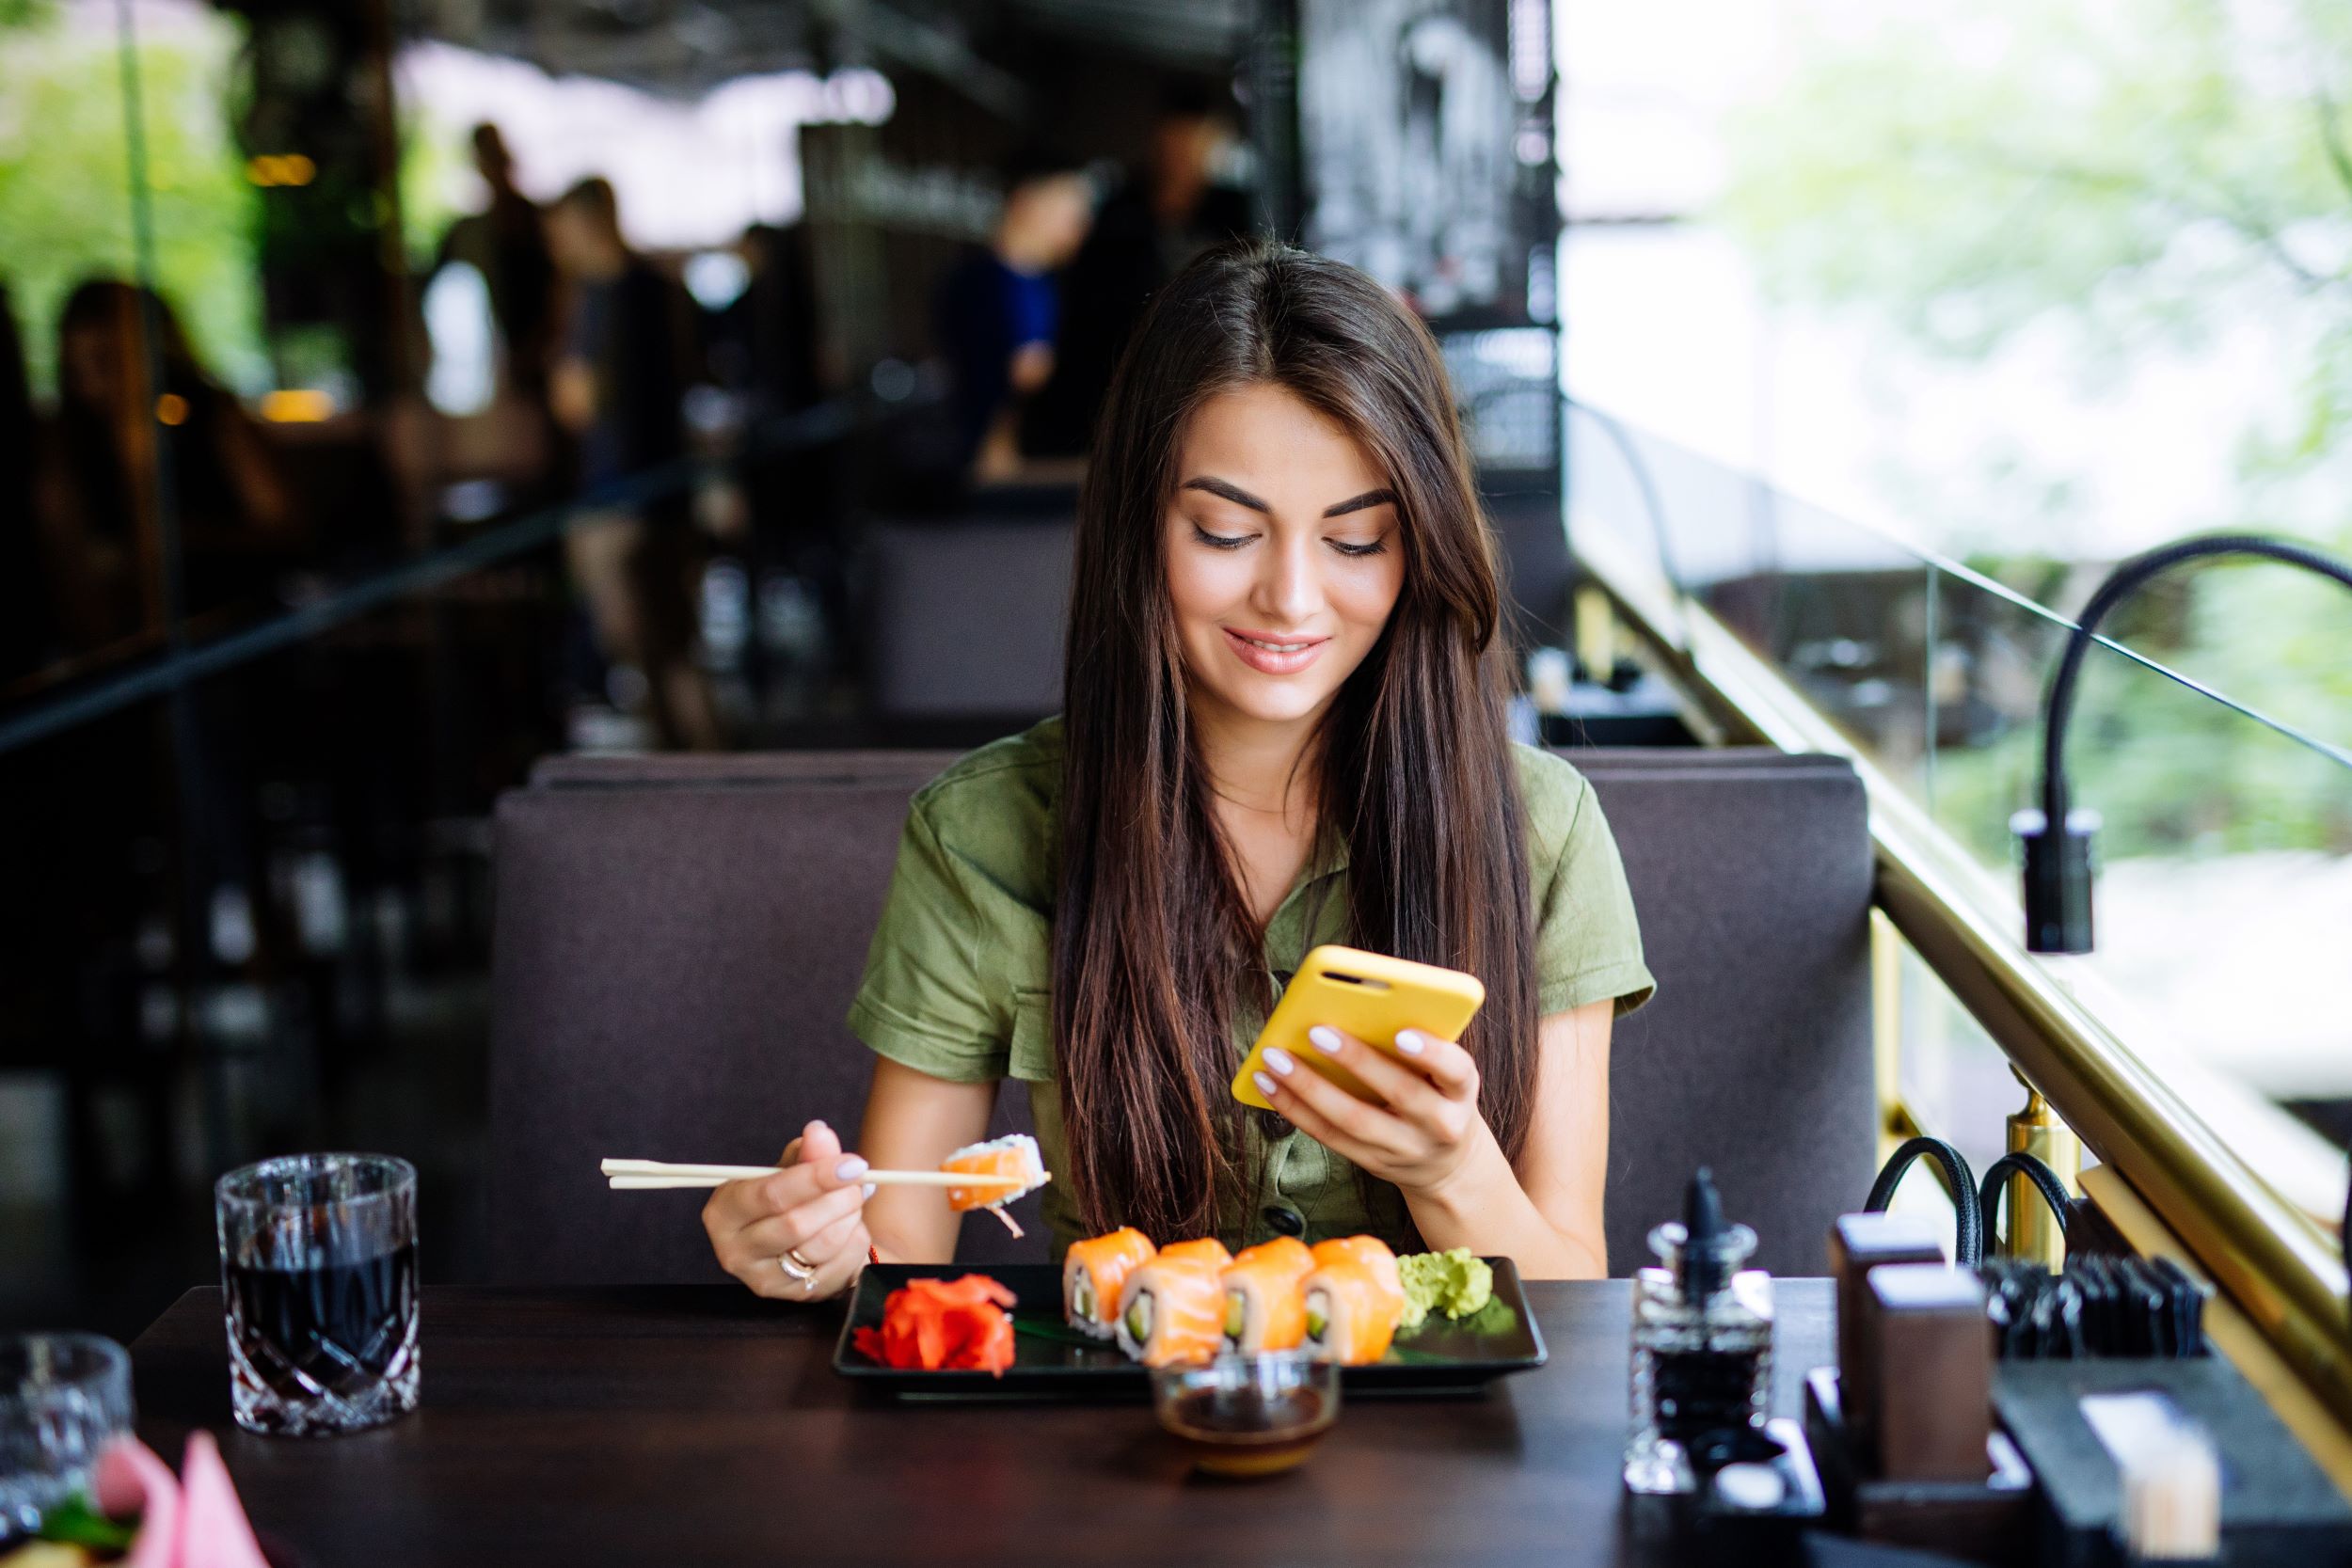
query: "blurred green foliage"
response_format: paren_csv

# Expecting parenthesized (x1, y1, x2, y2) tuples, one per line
(1718, 0, 2352, 860)
(0, 4, 468, 401)
(0, 4, 267, 394)
(1722, 0, 2352, 467)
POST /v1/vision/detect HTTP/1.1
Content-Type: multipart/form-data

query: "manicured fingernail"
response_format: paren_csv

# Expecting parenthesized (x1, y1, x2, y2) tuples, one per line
(1309, 1026, 1343, 1055)
(1395, 1030, 1425, 1056)
(835, 1156, 867, 1181)
(810, 1119, 832, 1136)
(1263, 1046, 1296, 1075)
(861, 1182, 877, 1200)
(1253, 1070, 1280, 1098)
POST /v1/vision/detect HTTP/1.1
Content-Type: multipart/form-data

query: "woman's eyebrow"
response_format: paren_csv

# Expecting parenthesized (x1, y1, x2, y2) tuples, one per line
(1180, 476, 1269, 512)
(1322, 487, 1397, 517)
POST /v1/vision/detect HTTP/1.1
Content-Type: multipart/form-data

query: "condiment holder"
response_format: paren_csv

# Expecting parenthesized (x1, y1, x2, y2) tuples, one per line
(1625, 1167, 1775, 1497)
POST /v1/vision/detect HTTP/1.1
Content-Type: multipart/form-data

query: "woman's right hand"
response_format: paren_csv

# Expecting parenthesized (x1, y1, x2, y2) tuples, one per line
(702, 1118, 873, 1301)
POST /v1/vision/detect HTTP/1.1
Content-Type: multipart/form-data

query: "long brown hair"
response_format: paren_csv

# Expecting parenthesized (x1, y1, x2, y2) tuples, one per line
(1054, 239, 1538, 1242)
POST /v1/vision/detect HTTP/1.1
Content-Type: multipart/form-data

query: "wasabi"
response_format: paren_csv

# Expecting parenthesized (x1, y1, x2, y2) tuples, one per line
(1397, 1247, 1495, 1329)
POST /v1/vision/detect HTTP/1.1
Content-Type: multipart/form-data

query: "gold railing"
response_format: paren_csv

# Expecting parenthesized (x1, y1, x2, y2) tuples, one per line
(1572, 535, 2352, 1428)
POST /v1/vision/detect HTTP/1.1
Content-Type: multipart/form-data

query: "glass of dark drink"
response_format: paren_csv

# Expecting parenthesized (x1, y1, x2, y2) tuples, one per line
(215, 1153, 419, 1436)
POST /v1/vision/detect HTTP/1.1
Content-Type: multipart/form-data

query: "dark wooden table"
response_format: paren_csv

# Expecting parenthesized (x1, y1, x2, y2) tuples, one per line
(131, 1279, 1833, 1567)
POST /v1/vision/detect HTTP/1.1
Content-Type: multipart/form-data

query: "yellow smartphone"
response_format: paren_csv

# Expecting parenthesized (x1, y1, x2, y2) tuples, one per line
(1230, 945, 1486, 1111)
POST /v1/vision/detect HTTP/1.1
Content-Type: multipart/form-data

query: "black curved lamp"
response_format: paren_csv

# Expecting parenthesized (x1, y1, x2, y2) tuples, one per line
(2014, 531, 2352, 954)
(2013, 531, 2352, 1287)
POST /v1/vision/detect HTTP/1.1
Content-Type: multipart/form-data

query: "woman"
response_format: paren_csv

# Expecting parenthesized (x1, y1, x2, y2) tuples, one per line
(34, 279, 295, 652)
(544, 177, 723, 751)
(704, 241, 1654, 1300)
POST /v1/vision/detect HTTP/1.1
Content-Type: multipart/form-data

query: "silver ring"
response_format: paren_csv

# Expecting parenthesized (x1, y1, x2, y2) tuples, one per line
(778, 1251, 817, 1286)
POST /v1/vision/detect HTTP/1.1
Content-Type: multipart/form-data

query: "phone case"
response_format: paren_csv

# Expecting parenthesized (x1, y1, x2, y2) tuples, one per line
(1230, 945, 1486, 1111)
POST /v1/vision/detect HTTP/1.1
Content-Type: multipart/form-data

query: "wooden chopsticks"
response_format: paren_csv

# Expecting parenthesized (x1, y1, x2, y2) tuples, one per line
(600, 1158, 1030, 1192)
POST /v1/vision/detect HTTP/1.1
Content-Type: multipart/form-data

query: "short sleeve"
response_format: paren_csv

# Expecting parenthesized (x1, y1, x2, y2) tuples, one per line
(1530, 768, 1657, 1019)
(846, 800, 1013, 1084)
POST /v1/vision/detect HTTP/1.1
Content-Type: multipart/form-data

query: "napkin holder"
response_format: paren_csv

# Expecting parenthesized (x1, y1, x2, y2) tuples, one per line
(1804, 1369, 2036, 1567)
(1805, 1258, 2037, 1566)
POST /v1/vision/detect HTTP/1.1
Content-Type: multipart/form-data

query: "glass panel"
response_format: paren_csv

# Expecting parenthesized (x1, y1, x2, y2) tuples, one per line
(2047, 625, 2352, 1227)
(1566, 404, 1935, 794)
(1913, 556, 2352, 1227)
(1571, 396, 2352, 1236)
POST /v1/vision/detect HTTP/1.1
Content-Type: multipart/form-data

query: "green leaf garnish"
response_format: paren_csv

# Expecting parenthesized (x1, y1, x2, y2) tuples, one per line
(40, 1493, 141, 1551)
(1010, 1313, 1105, 1350)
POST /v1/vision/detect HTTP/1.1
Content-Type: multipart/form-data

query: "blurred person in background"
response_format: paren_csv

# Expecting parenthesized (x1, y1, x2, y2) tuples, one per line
(546, 176, 723, 751)
(437, 123, 559, 402)
(33, 279, 296, 654)
(0, 285, 50, 679)
(30, 282, 295, 985)
(932, 150, 1094, 481)
(718, 221, 848, 689)
(1021, 84, 1253, 458)
(727, 222, 828, 420)
(426, 122, 564, 512)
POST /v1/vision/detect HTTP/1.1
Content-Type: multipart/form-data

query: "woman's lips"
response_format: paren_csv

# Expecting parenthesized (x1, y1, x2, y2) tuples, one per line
(1222, 626, 1330, 676)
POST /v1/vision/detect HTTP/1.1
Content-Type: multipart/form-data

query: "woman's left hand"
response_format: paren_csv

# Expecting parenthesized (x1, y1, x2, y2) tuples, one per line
(1251, 1025, 1499, 1200)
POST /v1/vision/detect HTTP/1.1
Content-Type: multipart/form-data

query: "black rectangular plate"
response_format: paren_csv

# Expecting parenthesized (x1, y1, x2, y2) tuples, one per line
(833, 1259, 1545, 1399)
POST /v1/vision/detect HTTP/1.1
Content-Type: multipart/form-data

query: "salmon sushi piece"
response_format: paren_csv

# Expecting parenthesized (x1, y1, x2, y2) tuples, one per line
(1157, 1237, 1233, 1270)
(1311, 1235, 1403, 1308)
(940, 1134, 1050, 1213)
(1232, 1236, 1313, 1273)
(1222, 1237, 1315, 1352)
(1301, 1258, 1402, 1366)
(1063, 1227, 1156, 1338)
(1114, 1256, 1226, 1368)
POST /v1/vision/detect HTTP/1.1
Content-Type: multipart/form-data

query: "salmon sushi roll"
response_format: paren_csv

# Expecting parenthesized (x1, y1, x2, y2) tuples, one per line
(1301, 1258, 1403, 1366)
(940, 1133, 1050, 1212)
(1063, 1227, 1156, 1339)
(1114, 1256, 1226, 1368)
(1157, 1237, 1233, 1270)
(1222, 1237, 1315, 1352)
(1311, 1235, 1403, 1308)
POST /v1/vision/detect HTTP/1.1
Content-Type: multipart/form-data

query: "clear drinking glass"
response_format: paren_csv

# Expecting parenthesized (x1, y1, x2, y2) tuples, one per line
(1, 1333, 135, 1542)
(1152, 1351, 1341, 1478)
(215, 1153, 421, 1436)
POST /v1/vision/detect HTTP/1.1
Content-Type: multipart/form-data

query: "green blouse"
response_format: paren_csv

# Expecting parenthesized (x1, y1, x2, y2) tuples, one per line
(845, 718, 1655, 1259)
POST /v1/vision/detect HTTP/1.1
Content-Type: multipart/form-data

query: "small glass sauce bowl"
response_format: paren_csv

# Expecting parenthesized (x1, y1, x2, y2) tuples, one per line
(1152, 1351, 1341, 1478)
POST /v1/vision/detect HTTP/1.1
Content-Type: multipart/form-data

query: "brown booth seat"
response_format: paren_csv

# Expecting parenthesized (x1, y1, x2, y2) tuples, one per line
(866, 519, 1073, 726)
(489, 748, 1872, 1283)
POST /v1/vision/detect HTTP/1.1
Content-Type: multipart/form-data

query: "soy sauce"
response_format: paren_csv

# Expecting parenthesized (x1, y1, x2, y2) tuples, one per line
(225, 1242, 418, 1401)
(1653, 1345, 1769, 1441)
(1164, 1385, 1334, 1477)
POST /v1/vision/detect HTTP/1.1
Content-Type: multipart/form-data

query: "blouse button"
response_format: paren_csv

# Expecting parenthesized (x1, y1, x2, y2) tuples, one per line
(1263, 1203, 1307, 1238)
